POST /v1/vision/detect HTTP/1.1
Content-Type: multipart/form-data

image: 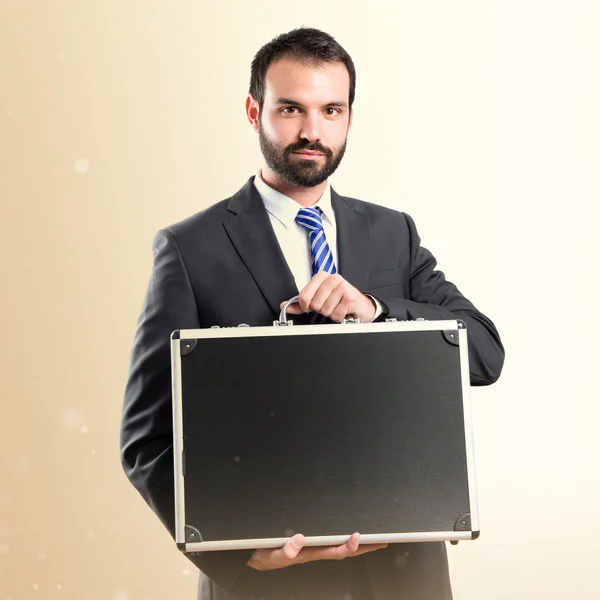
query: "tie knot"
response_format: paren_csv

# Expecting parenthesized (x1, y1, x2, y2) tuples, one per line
(296, 206, 324, 233)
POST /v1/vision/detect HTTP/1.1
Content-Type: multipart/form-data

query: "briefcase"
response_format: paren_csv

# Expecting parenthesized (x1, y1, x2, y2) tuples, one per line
(170, 296, 479, 553)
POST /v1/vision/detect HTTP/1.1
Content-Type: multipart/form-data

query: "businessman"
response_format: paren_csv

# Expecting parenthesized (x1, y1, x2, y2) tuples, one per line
(121, 27, 504, 600)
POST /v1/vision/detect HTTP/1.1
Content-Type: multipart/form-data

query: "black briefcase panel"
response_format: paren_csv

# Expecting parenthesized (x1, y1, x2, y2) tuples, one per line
(170, 308, 477, 553)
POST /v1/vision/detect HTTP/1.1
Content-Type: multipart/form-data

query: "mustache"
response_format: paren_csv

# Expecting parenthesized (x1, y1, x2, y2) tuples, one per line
(286, 141, 333, 157)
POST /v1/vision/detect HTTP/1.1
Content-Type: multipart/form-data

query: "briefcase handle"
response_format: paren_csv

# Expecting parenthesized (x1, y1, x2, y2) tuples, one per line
(277, 295, 300, 325)
(275, 296, 361, 327)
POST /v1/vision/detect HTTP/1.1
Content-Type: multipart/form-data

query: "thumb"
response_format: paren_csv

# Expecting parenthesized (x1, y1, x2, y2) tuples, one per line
(279, 301, 303, 314)
(281, 534, 305, 559)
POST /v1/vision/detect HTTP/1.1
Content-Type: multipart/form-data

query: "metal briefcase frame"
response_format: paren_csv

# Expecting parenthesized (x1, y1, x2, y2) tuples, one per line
(170, 297, 478, 552)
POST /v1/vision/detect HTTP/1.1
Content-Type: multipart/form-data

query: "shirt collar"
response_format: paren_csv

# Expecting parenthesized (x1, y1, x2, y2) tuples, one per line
(253, 170, 334, 228)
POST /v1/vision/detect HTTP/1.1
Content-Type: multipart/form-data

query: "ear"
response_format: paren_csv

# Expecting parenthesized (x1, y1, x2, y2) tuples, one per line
(246, 94, 260, 132)
(348, 106, 354, 131)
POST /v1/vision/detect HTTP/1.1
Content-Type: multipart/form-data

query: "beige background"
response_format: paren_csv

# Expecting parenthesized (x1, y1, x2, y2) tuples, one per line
(1, 1, 599, 598)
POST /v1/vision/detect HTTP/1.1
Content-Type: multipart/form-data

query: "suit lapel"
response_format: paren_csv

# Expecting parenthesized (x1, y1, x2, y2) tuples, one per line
(332, 188, 370, 293)
(223, 178, 370, 322)
(223, 178, 300, 318)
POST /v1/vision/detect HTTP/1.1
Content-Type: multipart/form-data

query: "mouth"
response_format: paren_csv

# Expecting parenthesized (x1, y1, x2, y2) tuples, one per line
(292, 151, 324, 159)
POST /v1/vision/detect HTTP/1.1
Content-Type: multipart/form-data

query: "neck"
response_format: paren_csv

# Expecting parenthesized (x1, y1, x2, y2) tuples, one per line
(260, 165, 327, 207)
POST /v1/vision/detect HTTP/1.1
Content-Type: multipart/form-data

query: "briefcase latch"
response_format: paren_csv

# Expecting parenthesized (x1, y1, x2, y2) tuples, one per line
(341, 317, 361, 324)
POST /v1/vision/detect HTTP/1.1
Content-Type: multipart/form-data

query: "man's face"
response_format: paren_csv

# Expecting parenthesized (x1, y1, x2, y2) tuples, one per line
(256, 57, 352, 188)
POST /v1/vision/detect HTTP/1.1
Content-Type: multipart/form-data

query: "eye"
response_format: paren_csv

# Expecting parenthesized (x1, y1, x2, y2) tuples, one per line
(281, 106, 299, 115)
(325, 107, 341, 116)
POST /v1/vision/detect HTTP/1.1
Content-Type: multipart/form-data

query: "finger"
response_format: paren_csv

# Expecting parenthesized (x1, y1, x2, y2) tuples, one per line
(275, 534, 305, 563)
(327, 295, 353, 323)
(348, 543, 389, 557)
(283, 304, 303, 314)
(279, 299, 305, 314)
(329, 535, 389, 559)
(313, 277, 345, 317)
(329, 297, 353, 323)
(297, 271, 330, 312)
(329, 286, 364, 322)
(307, 533, 361, 561)
(294, 537, 388, 565)
(346, 532, 360, 553)
(309, 273, 340, 306)
(319, 540, 388, 561)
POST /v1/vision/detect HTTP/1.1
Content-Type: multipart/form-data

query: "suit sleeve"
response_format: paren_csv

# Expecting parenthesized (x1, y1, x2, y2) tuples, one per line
(370, 213, 505, 386)
(120, 228, 252, 594)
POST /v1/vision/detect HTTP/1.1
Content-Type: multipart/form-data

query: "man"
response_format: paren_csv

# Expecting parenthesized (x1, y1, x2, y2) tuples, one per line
(120, 27, 504, 600)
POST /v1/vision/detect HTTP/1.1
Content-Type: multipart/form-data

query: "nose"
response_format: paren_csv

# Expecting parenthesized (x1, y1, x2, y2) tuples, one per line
(299, 111, 322, 143)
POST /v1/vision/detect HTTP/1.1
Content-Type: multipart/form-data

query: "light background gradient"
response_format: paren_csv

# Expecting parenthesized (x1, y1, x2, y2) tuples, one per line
(1, 1, 599, 599)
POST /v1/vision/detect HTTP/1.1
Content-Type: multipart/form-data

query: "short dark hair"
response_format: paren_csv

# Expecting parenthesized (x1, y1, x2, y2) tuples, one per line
(249, 27, 356, 111)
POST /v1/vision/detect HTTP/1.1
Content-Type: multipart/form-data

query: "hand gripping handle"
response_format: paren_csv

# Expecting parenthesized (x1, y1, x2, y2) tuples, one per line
(275, 296, 361, 326)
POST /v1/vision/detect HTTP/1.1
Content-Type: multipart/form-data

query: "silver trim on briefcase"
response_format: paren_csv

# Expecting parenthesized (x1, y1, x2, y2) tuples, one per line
(170, 298, 478, 552)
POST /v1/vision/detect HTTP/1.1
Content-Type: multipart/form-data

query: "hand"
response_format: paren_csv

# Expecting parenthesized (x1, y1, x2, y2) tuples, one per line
(280, 272, 376, 323)
(246, 532, 388, 571)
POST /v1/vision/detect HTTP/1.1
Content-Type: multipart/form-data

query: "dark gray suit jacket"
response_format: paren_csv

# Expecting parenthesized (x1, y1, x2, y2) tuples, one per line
(120, 176, 504, 600)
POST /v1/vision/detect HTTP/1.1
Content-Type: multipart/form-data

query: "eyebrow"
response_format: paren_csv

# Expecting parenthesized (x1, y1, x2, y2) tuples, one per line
(274, 97, 348, 109)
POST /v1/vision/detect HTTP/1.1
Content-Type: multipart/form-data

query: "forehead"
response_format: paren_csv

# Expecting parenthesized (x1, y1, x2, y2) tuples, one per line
(263, 57, 350, 105)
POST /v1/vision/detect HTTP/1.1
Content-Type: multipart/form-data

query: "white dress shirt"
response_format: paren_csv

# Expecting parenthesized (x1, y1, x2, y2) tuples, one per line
(253, 170, 383, 322)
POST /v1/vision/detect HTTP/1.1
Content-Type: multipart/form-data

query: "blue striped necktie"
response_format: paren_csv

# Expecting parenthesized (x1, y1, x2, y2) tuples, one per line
(296, 206, 337, 323)
(295, 206, 337, 276)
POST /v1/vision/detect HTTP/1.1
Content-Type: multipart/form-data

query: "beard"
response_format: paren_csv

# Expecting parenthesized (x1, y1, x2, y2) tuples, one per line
(258, 122, 347, 188)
